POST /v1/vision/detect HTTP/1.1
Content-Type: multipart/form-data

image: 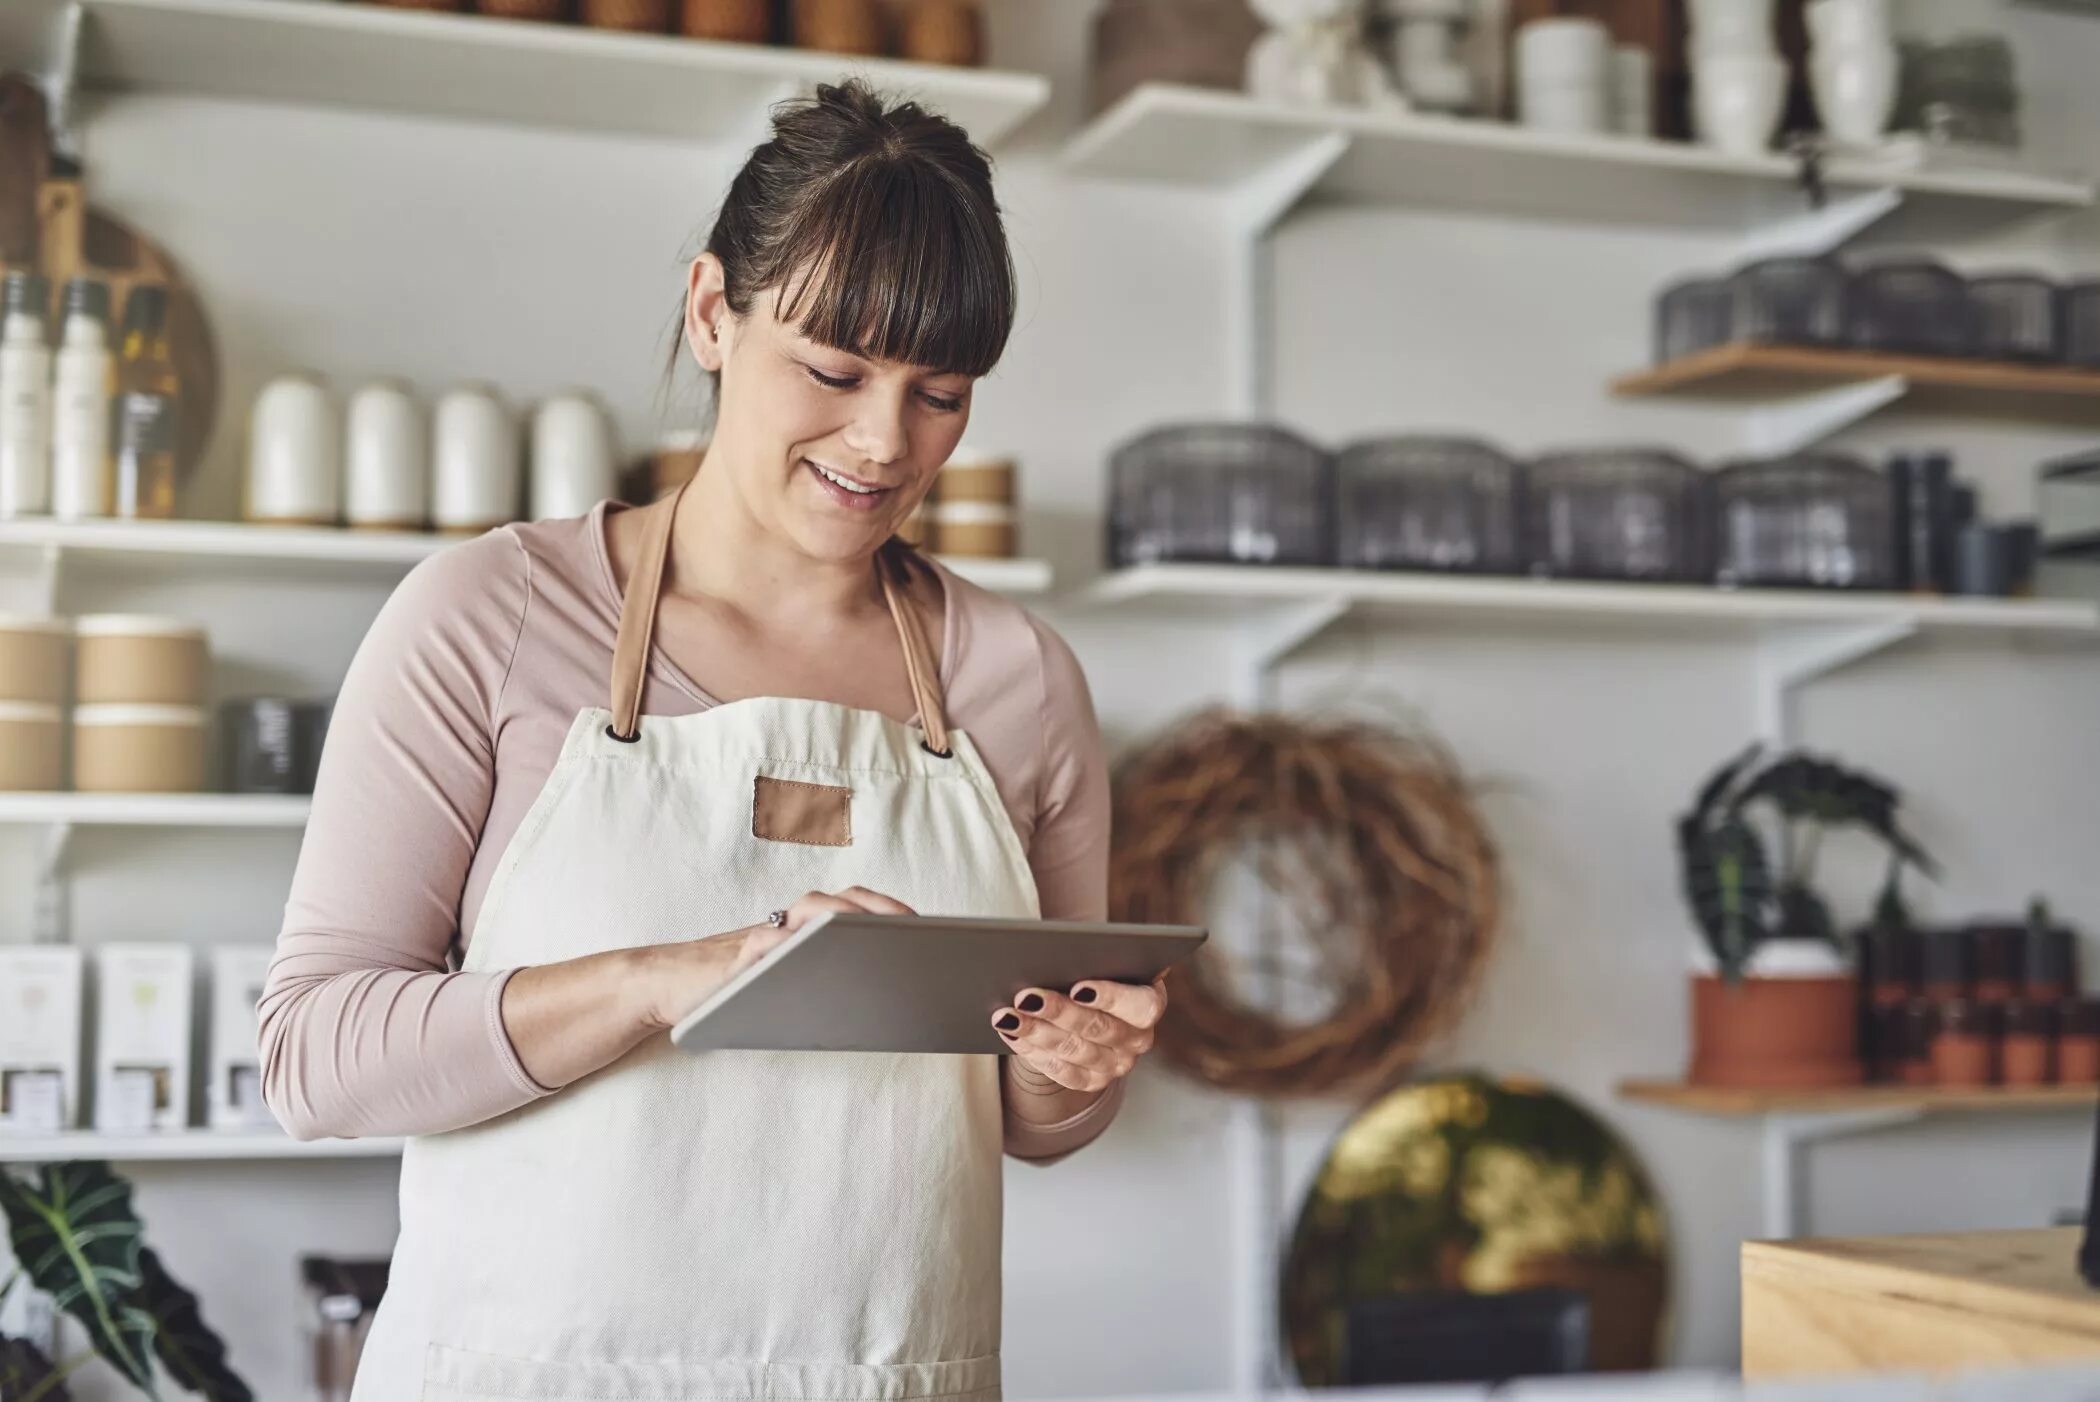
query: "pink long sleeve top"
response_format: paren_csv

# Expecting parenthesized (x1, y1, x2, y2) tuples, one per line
(259, 502, 1122, 1163)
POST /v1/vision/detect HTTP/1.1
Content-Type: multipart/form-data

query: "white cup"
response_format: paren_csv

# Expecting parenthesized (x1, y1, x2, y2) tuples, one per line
(1613, 44, 1655, 135)
(246, 373, 341, 525)
(529, 391, 618, 522)
(344, 380, 428, 531)
(1695, 51, 1789, 156)
(431, 384, 520, 533)
(1520, 82, 1611, 133)
(1516, 17, 1611, 84)
(1688, 0, 1777, 53)
(1812, 46, 1897, 145)
(1806, 0, 1891, 50)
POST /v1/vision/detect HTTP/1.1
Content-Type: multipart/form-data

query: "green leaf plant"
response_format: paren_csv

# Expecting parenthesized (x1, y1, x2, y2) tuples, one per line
(0, 1162, 251, 1402)
(1677, 743, 1936, 984)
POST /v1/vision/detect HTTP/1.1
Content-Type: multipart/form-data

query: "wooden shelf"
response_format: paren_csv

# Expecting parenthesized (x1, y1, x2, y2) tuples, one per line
(1062, 83, 2094, 237)
(0, 1130, 402, 1163)
(0, 518, 1053, 593)
(1, 0, 1049, 147)
(0, 793, 311, 827)
(1618, 1079, 2100, 1116)
(1614, 343, 2100, 419)
(1084, 563, 2100, 638)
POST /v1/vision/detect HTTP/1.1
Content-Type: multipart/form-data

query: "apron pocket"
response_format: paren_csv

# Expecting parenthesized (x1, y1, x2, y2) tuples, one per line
(421, 1343, 1000, 1402)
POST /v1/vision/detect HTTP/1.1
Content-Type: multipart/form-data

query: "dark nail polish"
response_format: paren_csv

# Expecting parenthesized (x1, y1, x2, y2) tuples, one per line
(1018, 993, 1044, 1013)
(1074, 987, 1097, 1004)
(996, 1013, 1020, 1031)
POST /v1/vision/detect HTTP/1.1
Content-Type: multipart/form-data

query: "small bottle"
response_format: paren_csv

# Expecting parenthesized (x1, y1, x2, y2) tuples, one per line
(1864, 924, 1921, 1007)
(2061, 999, 2100, 1086)
(1900, 1000, 1939, 1087)
(1931, 998, 1999, 1087)
(1969, 923, 2023, 1004)
(2001, 1000, 2057, 1087)
(1923, 927, 1972, 1002)
(112, 284, 180, 520)
(0, 270, 53, 517)
(2025, 900, 2077, 1001)
(50, 277, 115, 520)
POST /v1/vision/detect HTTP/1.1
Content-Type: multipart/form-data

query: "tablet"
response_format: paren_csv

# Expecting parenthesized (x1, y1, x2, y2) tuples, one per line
(668, 912, 1208, 1055)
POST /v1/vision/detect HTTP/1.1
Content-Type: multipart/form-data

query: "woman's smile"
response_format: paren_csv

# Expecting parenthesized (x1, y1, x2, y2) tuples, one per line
(804, 457, 900, 513)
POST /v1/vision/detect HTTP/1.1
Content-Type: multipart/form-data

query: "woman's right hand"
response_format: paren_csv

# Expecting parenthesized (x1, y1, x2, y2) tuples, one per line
(638, 886, 916, 1031)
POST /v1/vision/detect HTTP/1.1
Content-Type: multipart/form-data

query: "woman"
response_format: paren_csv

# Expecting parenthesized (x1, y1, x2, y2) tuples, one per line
(260, 81, 1163, 1401)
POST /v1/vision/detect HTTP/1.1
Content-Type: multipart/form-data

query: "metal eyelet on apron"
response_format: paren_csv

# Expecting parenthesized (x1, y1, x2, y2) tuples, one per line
(605, 724, 641, 744)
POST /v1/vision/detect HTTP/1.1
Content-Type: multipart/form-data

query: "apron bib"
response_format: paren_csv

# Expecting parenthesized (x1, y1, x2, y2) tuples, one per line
(353, 485, 1041, 1402)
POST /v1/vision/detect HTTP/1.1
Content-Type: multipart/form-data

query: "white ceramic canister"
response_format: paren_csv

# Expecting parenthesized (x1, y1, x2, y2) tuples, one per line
(344, 380, 429, 530)
(529, 390, 618, 522)
(432, 383, 521, 534)
(1515, 18, 1611, 132)
(1613, 44, 1655, 135)
(1687, 0, 1777, 55)
(246, 372, 343, 525)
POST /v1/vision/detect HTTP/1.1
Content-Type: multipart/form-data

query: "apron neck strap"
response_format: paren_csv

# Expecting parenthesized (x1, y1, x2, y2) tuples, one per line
(606, 481, 952, 756)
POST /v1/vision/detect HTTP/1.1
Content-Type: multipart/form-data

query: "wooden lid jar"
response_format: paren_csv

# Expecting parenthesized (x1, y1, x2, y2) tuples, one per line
(936, 447, 1016, 505)
(0, 615, 71, 705)
(73, 704, 208, 793)
(74, 616, 208, 706)
(0, 702, 63, 791)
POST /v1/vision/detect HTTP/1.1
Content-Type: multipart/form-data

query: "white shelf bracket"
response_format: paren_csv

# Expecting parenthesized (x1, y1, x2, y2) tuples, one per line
(1224, 131, 1353, 419)
(1755, 617, 1917, 743)
(1235, 596, 1350, 708)
(33, 822, 73, 945)
(1732, 186, 1905, 264)
(1760, 1106, 1924, 1238)
(1742, 374, 1908, 458)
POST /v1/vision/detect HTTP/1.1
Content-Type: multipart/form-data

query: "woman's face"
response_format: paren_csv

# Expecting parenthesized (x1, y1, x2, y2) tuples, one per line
(688, 253, 977, 563)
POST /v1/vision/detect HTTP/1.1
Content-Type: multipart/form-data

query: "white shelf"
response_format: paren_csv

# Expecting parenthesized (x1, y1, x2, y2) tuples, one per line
(3, 0, 1049, 147)
(1085, 563, 2100, 637)
(1062, 84, 2094, 240)
(0, 1130, 403, 1163)
(0, 518, 1053, 593)
(0, 793, 312, 827)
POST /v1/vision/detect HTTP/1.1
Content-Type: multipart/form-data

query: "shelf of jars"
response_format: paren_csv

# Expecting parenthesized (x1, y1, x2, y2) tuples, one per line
(1060, 83, 2094, 240)
(1615, 343, 2100, 419)
(0, 517, 1054, 592)
(1616, 1079, 2098, 1116)
(0, 0, 1049, 148)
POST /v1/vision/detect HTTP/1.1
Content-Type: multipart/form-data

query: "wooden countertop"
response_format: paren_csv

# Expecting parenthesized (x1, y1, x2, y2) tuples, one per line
(1742, 1228, 2100, 1377)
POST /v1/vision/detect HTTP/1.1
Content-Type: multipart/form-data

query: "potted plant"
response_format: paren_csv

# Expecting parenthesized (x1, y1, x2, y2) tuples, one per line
(1675, 743, 1935, 1088)
(0, 1160, 250, 1401)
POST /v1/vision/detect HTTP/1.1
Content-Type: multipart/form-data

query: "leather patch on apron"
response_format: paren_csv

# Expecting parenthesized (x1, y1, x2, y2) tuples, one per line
(752, 775, 853, 847)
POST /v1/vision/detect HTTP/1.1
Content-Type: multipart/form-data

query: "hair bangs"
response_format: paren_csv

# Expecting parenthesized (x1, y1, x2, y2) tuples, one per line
(764, 154, 1014, 378)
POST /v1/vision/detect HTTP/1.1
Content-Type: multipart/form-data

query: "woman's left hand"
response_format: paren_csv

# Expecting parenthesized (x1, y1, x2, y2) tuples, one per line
(991, 975, 1169, 1092)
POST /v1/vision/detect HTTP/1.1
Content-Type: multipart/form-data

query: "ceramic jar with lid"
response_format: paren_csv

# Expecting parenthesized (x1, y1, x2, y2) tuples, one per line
(73, 704, 207, 793)
(247, 373, 342, 526)
(432, 384, 521, 534)
(1930, 998, 2000, 1087)
(0, 615, 70, 704)
(345, 380, 429, 531)
(73, 616, 208, 706)
(0, 702, 63, 790)
(529, 391, 618, 522)
(2000, 1000, 2057, 1087)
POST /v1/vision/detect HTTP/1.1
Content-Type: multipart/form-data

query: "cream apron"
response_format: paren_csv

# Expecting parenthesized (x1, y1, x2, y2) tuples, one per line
(353, 485, 1042, 1402)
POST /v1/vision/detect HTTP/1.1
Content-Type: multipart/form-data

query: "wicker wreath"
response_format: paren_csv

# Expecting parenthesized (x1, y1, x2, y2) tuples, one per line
(1109, 709, 1502, 1098)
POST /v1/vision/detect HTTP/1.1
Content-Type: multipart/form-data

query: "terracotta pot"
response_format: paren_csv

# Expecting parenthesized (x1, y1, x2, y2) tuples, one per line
(478, 0, 567, 18)
(582, 0, 670, 30)
(680, 0, 771, 40)
(1689, 973, 1863, 1088)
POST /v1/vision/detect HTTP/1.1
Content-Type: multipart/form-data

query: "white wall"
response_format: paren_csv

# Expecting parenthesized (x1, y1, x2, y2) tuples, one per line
(4, 0, 2100, 1398)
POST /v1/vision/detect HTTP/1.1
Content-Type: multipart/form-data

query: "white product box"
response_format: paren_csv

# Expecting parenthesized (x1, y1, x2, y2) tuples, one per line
(93, 943, 193, 1133)
(0, 946, 85, 1134)
(208, 944, 276, 1130)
